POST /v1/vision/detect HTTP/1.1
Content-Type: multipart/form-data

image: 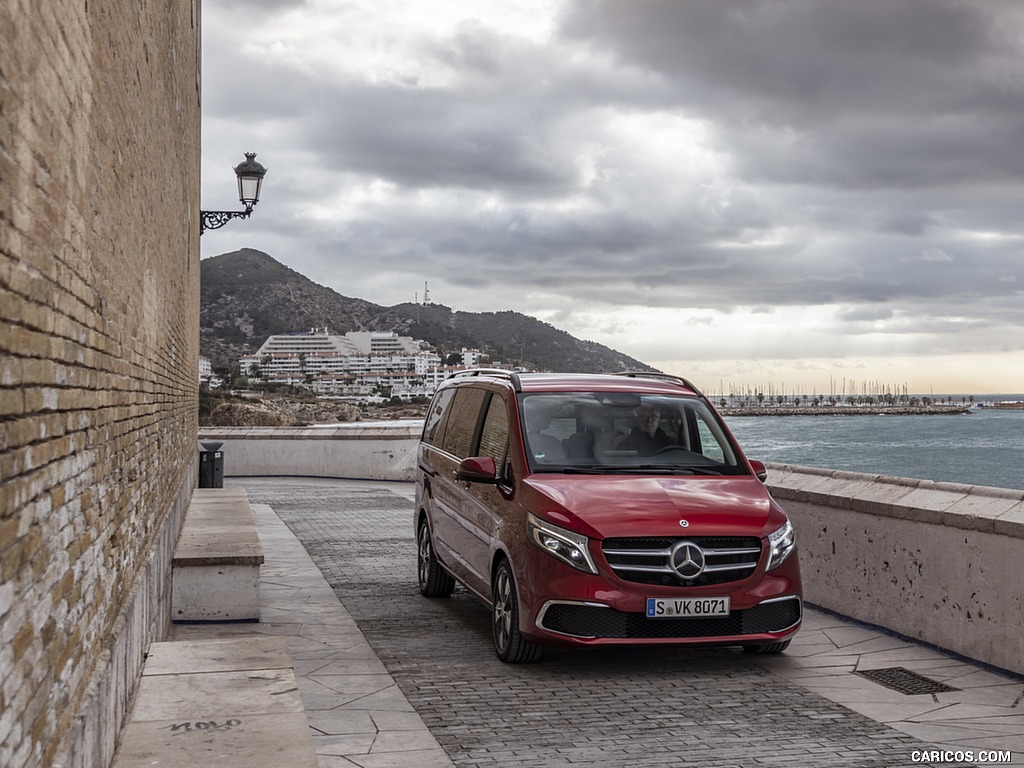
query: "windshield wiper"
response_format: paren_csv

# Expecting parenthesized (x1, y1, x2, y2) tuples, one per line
(633, 464, 723, 475)
(538, 465, 724, 476)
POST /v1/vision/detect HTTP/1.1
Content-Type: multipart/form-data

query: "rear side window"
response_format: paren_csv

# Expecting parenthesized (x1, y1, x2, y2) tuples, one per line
(440, 388, 488, 458)
(477, 395, 509, 467)
(422, 388, 456, 446)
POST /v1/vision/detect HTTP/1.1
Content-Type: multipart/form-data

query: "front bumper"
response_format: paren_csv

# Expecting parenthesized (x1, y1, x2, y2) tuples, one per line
(514, 539, 803, 647)
(536, 594, 801, 642)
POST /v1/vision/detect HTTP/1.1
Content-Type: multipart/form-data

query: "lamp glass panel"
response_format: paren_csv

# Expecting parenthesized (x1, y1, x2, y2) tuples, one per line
(237, 175, 263, 205)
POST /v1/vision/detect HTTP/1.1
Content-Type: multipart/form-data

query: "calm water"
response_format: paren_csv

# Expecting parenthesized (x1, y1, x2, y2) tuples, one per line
(724, 405, 1024, 491)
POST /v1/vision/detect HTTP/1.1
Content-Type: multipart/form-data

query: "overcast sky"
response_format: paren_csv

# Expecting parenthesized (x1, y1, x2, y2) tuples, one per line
(200, 0, 1024, 395)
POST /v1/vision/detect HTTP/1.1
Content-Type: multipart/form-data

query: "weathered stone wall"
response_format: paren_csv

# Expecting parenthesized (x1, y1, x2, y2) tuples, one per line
(764, 464, 1024, 676)
(1, 1, 201, 766)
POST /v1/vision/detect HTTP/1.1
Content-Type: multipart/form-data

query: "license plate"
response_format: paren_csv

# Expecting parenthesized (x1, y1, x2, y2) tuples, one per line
(646, 597, 730, 618)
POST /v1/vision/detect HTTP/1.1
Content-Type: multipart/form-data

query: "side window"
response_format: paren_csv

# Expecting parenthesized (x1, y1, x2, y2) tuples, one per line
(694, 412, 730, 464)
(440, 388, 487, 458)
(477, 395, 509, 468)
(422, 388, 456, 446)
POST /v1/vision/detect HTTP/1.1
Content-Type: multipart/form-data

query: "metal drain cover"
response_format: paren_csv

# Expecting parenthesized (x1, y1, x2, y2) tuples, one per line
(854, 667, 958, 695)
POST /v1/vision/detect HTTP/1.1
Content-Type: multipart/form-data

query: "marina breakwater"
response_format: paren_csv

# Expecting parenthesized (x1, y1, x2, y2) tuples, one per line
(719, 404, 971, 416)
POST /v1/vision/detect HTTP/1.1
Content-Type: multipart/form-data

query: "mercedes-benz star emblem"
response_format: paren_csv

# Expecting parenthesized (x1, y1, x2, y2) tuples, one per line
(669, 541, 706, 579)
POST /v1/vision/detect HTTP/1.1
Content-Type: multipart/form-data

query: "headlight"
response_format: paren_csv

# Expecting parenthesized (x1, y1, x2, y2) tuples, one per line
(766, 519, 796, 571)
(527, 513, 597, 574)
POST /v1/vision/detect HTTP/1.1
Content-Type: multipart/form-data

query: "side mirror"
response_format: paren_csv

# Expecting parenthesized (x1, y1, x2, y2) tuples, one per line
(749, 459, 768, 483)
(457, 456, 498, 483)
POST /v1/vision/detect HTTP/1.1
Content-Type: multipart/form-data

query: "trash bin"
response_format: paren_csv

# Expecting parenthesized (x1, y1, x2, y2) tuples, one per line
(198, 440, 224, 488)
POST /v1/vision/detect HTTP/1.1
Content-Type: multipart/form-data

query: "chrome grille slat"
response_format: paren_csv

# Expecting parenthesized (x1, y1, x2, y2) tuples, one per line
(703, 561, 757, 573)
(608, 561, 754, 574)
(705, 547, 762, 556)
(603, 548, 673, 557)
(609, 563, 674, 573)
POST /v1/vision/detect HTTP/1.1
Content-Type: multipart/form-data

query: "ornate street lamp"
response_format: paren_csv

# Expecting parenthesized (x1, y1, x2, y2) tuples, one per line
(200, 152, 268, 234)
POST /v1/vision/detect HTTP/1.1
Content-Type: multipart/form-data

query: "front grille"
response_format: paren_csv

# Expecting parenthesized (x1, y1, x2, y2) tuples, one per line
(540, 598, 801, 640)
(602, 536, 762, 587)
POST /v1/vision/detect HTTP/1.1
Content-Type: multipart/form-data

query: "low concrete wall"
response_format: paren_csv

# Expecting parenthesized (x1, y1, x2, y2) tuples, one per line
(765, 463, 1024, 676)
(199, 423, 421, 482)
(199, 425, 1024, 675)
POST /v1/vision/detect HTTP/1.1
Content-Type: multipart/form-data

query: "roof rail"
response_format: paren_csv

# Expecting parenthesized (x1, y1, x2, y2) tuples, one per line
(612, 371, 705, 397)
(445, 368, 523, 392)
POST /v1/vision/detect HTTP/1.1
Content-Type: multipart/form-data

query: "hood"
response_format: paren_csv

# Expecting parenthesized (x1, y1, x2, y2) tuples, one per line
(521, 474, 777, 539)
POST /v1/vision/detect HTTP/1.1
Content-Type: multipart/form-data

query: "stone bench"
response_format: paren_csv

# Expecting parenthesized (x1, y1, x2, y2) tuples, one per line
(112, 636, 318, 768)
(172, 488, 264, 622)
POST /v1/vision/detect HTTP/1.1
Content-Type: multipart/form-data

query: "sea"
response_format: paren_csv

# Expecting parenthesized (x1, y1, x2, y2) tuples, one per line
(722, 397, 1024, 492)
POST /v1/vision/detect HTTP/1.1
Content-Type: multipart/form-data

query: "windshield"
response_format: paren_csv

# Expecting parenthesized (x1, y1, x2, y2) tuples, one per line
(519, 391, 745, 475)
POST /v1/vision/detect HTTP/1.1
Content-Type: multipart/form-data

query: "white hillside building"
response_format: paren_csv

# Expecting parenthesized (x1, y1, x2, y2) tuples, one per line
(239, 328, 442, 397)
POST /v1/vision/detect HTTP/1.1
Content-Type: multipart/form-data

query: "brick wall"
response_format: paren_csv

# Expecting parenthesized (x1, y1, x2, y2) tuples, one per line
(1, 1, 201, 766)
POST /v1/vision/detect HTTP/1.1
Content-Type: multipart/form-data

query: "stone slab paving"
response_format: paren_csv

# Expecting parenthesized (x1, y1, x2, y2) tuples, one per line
(170, 498, 454, 768)
(227, 477, 1024, 767)
(758, 612, 1024, 758)
(113, 636, 319, 768)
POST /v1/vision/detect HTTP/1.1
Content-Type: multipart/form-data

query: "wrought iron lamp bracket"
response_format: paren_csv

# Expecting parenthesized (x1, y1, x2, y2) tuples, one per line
(200, 152, 266, 235)
(200, 209, 252, 234)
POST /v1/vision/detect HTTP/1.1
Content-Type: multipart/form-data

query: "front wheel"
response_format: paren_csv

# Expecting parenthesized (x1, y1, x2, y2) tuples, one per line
(491, 559, 542, 663)
(417, 519, 455, 597)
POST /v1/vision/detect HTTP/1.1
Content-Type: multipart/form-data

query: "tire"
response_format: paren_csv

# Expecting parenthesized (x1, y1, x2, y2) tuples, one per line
(417, 519, 455, 597)
(491, 559, 542, 663)
(742, 639, 791, 655)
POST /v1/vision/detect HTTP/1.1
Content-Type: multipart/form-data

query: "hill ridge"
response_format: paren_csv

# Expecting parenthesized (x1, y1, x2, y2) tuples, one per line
(200, 248, 655, 375)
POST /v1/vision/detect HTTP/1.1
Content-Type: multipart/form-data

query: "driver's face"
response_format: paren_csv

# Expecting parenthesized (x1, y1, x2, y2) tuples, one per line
(638, 408, 660, 434)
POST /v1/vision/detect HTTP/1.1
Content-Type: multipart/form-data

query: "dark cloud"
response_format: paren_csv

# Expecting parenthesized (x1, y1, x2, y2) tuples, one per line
(560, 0, 1024, 189)
(874, 211, 937, 237)
(301, 84, 582, 194)
(838, 307, 894, 323)
(559, 0, 1012, 119)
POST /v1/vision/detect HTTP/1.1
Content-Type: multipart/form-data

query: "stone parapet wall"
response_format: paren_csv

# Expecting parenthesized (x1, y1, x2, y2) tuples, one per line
(201, 423, 422, 482)
(764, 463, 1024, 676)
(1, 2, 201, 766)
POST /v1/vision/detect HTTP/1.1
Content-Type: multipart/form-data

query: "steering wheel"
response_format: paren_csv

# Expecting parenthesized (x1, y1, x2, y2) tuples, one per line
(655, 445, 691, 455)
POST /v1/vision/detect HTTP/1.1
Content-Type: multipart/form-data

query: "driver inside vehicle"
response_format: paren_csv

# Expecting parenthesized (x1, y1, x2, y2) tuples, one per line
(616, 404, 674, 455)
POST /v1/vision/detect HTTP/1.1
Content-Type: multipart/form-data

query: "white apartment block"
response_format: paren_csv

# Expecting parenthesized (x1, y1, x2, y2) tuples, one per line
(198, 355, 226, 388)
(240, 328, 443, 398)
(461, 348, 488, 367)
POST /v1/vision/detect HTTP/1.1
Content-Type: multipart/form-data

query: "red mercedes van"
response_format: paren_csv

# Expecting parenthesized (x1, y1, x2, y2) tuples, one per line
(415, 371, 801, 662)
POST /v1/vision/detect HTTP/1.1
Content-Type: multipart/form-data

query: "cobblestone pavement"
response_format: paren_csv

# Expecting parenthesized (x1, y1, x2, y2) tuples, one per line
(237, 478, 982, 768)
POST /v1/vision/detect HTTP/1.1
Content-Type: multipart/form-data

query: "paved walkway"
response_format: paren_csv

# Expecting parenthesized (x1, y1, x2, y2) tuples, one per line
(171, 493, 454, 768)
(177, 478, 1023, 767)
